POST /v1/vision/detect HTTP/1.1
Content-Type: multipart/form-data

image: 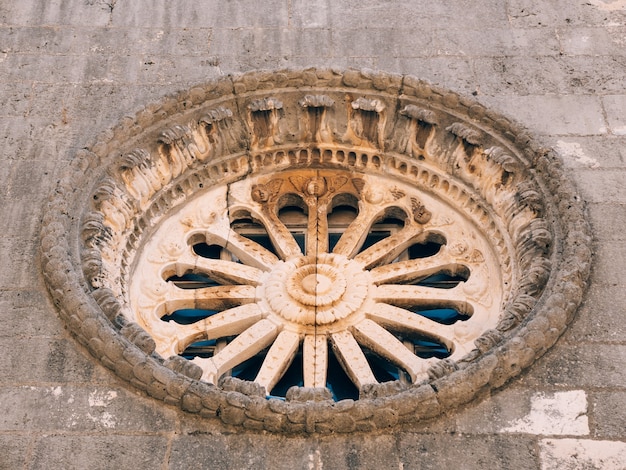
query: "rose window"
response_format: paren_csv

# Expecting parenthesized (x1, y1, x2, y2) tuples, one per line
(41, 69, 591, 432)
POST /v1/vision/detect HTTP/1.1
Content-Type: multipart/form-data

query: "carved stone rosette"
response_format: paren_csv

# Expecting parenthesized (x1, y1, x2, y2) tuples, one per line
(41, 69, 592, 433)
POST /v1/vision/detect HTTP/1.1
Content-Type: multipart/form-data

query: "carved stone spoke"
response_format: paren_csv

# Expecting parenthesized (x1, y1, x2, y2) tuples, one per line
(332, 205, 383, 258)
(354, 223, 424, 269)
(330, 331, 378, 388)
(255, 210, 302, 260)
(374, 284, 472, 314)
(159, 285, 257, 314)
(303, 334, 328, 388)
(211, 228, 279, 271)
(156, 303, 266, 358)
(369, 250, 468, 286)
(365, 303, 455, 349)
(170, 250, 265, 285)
(352, 319, 436, 382)
(194, 318, 279, 384)
(255, 330, 301, 393)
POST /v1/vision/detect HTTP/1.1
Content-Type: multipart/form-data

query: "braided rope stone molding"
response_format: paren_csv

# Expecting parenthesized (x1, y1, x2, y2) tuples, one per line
(40, 69, 592, 433)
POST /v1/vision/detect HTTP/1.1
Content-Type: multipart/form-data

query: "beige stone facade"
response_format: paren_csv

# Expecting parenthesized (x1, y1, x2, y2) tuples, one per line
(1, 1, 625, 468)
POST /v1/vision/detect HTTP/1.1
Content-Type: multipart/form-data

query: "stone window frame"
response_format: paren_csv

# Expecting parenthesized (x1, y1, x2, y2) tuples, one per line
(41, 69, 591, 433)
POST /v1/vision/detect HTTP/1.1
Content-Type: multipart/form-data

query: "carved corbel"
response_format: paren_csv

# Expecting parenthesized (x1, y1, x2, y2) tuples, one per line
(247, 97, 284, 150)
(397, 105, 438, 155)
(345, 97, 387, 149)
(158, 125, 194, 179)
(298, 94, 335, 143)
(198, 106, 233, 159)
(447, 122, 483, 158)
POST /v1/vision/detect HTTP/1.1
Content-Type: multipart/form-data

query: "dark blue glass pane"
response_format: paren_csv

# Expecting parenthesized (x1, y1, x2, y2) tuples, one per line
(408, 241, 442, 259)
(416, 273, 467, 289)
(193, 243, 222, 259)
(181, 339, 217, 359)
(292, 233, 306, 253)
(329, 233, 342, 251)
(412, 308, 469, 325)
(162, 308, 218, 325)
(269, 352, 304, 398)
(167, 273, 221, 289)
(412, 339, 450, 359)
(360, 231, 391, 252)
(326, 350, 359, 401)
(231, 354, 264, 381)
(243, 234, 278, 256)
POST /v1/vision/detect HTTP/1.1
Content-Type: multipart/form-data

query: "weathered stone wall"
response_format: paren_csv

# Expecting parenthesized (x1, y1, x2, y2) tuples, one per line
(1, 1, 625, 468)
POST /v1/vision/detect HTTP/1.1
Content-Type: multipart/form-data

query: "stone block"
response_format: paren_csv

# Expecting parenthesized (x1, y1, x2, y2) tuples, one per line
(0, 385, 176, 432)
(110, 0, 289, 29)
(433, 27, 560, 57)
(325, 0, 508, 30)
(588, 239, 626, 285)
(28, 83, 183, 134)
(603, 95, 626, 135)
(397, 433, 539, 469)
(539, 438, 626, 470)
(0, 82, 33, 117)
(209, 27, 285, 59)
(0, 0, 111, 26)
(0, 290, 65, 338)
(291, 0, 331, 28)
(549, 136, 626, 169)
(586, 203, 626, 241)
(5, 155, 58, 201)
(474, 56, 626, 96)
(169, 433, 315, 470)
(573, 170, 626, 203)
(506, 0, 625, 27)
(285, 28, 333, 59)
(316, 433, 399, 469)
(0, 25, 75, 54)
(0, 435, 32, 469)
(61, 26, 213, 56)
(2, 54, 87, 85)
(479, 95, 607, 136)
(524, 343, 626, 389)
(454, 389, 522, 433)
(30, 435, 168, 470)
(590, 392, 626, 439)
(377, 56, 477, 94)
(332, 28, 419, 59)
(566, 284, 626, 343)
(133, 55, 223, 86)
(558, 26, 626, 57)
(0, 237, 40, 290)
(0, 337, 102, 383)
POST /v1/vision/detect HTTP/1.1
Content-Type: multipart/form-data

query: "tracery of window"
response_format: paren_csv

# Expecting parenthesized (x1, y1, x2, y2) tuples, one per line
(129, 169, 502, 400)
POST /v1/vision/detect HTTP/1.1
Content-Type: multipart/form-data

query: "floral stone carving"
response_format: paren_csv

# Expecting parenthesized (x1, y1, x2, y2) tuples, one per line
(41, 69, 591, 433)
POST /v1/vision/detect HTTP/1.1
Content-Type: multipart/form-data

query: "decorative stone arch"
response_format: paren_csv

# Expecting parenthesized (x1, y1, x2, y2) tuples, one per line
(41, 69, 591, 433)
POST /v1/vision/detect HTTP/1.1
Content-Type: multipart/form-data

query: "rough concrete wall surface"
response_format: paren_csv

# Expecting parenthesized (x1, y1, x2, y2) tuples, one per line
(1, 1, 625, 469)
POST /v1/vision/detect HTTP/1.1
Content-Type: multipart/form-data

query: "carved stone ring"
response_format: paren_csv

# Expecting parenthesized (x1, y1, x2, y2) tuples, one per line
(41, 69, 591, 433)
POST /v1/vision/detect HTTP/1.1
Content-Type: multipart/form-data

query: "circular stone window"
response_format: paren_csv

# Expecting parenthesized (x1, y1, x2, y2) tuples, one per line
(41, 69, 591, 433)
